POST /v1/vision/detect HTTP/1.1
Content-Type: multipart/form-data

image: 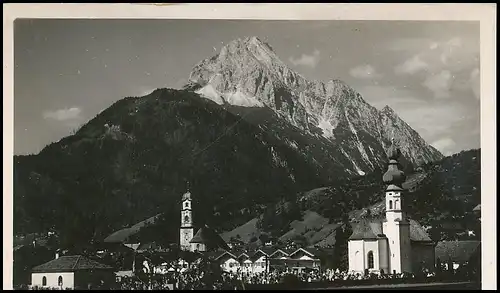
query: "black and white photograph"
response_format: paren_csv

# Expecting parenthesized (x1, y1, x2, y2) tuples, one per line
(4, 3, 496, 290)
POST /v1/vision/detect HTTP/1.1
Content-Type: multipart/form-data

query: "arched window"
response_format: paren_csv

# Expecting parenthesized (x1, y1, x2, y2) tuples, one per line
(395, 200, 399, 210)
(184, 215, 189, 223)
(367, 251, 374, 269)
(389, 200, 393, 210)
(58, 276, 63, 287)
(42, 276, 47, 286)
(184, 202, 189, 208)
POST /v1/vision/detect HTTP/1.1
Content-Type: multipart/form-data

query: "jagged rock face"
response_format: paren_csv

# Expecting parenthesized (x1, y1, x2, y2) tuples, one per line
(188, 36, 443, 174)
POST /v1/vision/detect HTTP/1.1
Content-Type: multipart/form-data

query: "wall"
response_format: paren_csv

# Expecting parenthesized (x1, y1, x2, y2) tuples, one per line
(399, 223, 412, 273)
(190, 242, 206, 252)
(252, 256, 267, 274)
(220, 257, 240, 274)
(411, 242, 435, 272)
(348, 240, 364, 273)
(31, 272, 74, 289)
(180, 228, 193, 251)
(377, 238, 389, 274)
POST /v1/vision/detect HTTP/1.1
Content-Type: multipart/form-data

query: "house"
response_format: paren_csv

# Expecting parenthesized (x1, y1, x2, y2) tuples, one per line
(214, 251, 241, 274)
(435, 240, 481, 272)
(249, 249, 270, 274)
(211, 247, 323, 275)
(348, 146, 435, 275)
(286, 248, 321, 274)
(31, 254, 116, 290)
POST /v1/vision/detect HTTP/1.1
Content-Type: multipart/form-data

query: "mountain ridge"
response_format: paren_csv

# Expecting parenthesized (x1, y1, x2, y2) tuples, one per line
(187, 36, 443, 174)
(14, 36, 446, 247)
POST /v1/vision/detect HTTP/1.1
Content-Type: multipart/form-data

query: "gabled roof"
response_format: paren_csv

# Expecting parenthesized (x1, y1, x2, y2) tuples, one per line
(269, 249, 289, 258)
(435, 241, 481, 263)
(349, 219, 432, 242)
(289, 247, 321, 258)
(349, 220, 386, 240)
(32, 255, 113, 273)
(214, 251, 237, 261)
(408, 219, 432, 242)
(258, 247, 275, 256)
(190, 226, 230, 250)
(250, 249, 269, 261)
(473, 204, 481, 212)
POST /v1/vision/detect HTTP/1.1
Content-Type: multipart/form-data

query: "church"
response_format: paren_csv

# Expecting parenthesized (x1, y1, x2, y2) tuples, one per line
(348, 146, 435, 275)
(179, 190, 229, 252)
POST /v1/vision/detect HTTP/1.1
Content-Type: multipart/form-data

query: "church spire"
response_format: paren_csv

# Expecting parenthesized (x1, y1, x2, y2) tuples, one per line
(382, 145, 406, 189)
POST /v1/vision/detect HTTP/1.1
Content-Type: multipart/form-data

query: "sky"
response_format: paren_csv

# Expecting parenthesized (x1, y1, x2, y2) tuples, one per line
(14, 19, 480, 156)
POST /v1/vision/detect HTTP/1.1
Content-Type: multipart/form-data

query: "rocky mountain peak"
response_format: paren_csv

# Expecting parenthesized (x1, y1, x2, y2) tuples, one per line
(381, 105, 397, 116)
(186, 37, 443, 172)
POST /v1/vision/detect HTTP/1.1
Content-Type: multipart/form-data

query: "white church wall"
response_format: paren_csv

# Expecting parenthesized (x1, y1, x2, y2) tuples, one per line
(383, 221, 400, 274)
(377, 238, 389, 274)
(348, 240, 364, 273)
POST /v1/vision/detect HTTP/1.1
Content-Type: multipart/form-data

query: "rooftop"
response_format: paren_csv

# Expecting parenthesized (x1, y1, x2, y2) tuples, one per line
(435, 240, 481, 263)
(32, 255, 113, 273)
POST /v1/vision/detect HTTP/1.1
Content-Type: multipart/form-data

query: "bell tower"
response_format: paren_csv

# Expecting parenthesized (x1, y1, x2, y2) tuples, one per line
(180, 190, 194, 251)
(382, 146, 412, 274)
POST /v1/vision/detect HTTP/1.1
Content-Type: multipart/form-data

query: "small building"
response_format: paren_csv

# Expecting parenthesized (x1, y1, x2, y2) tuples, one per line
(286, 248, 321, 274)
(435, 240, 481, 272)
(214, 251, 241, 274)
(31, 254, 115, 290)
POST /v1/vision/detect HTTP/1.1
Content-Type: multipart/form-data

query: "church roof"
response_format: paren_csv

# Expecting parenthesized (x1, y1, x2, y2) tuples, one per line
(408, 219, 432, 242)
(382, 146, 406, 187)
(435, 241, 480, 263)
(349, 220, 386, 240)
(349, 219, 432, 242)
(189, 226, 230, 250)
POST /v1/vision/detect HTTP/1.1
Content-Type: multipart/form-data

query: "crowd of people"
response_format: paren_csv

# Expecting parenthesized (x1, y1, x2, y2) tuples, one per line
(114, 262, 477, 290)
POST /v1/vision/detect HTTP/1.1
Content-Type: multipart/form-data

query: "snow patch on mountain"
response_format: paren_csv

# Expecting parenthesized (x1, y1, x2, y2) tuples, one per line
(344, 109, 373, 168)
(195, 84, 225, 105)
(317, 117, 335, 138)
(224, 90, 264, 107)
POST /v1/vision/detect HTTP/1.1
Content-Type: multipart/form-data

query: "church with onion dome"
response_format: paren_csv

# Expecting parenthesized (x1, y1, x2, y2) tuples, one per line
(348, 146, 435, 275)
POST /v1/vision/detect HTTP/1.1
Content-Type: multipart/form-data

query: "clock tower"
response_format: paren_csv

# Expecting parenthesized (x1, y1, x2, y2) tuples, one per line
(180, 191, 194, 251)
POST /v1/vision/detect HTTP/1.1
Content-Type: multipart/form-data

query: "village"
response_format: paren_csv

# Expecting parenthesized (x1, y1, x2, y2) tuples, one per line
(14, 147, 481, 290)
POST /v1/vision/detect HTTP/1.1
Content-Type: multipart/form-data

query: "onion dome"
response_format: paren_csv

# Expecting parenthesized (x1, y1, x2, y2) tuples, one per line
(382, 146, 406, 187)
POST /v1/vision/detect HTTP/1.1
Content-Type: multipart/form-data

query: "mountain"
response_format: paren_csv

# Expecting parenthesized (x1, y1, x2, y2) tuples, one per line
(187, 36, 443, 175)
(13, 89, 353, 244)
(14, 37, 444, 246)
(222, 149, 481, 248)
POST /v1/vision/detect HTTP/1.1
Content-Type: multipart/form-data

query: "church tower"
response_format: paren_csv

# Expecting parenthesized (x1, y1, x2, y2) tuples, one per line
(180, 191, 194, 251)
(382, 146, 412, 274)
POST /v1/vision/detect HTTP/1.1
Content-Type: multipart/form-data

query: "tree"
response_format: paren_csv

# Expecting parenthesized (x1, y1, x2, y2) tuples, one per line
(332, 217, 352, 271)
